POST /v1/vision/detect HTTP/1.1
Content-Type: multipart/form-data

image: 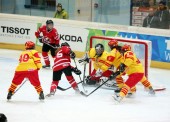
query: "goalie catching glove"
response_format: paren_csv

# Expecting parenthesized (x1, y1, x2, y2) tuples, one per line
(71, 67, 81, 75)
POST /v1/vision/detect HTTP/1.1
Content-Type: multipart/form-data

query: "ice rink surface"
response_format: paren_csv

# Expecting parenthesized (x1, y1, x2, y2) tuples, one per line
(0, 49, 170, 122)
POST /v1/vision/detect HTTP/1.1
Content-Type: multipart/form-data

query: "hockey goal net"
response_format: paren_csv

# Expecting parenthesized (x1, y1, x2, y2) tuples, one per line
(88, 36, 152, 78)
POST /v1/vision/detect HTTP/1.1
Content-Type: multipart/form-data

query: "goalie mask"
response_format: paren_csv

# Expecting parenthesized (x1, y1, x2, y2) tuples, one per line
(95, 43, 104, 57)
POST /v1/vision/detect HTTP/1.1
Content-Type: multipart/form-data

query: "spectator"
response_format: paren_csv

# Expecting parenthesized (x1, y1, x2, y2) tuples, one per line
(0, 113, 7, 122)
(54, 3, 69, 19)
(143, 8, 160, 28)
(155, 1, 170, 29)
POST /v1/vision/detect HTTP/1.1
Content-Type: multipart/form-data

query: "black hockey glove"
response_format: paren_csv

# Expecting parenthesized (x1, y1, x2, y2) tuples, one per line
(70, 51, 76, 59)
(38, 36, 44, 43)
(72, 67, 81, 75)
(54, 44, 60, 50)
(119, 63, 126, 73)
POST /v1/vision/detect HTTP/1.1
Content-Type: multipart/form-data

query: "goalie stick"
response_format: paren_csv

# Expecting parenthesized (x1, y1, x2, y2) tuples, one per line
(80, 71, 120, 97)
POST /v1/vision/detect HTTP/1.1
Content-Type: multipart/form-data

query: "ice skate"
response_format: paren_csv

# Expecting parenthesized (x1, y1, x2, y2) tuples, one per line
(148, 87, 155, 95)
(42, 65, 50, 69)
(7, 91, 13, 100)
(74, 87, 81, 94)
(39, 91, 45, 100)
(112, 93, 123, 103)
(46, 89, 56, 97)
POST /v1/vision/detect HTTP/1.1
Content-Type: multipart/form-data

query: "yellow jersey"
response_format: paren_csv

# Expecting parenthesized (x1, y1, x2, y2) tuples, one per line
(89, 48, 111, 72)
(121, 51, 144, 75)
(107, 48, 122, 68)
(16, 50, 42, 71)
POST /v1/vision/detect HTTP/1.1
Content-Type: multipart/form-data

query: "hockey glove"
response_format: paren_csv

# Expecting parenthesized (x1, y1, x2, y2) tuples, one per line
(70, 51, 76, 59)
(38, 36, 44, 43)
(54, 44, 60, 50)
(78, 53, 89, 65)
(119, 63, 126, 73)
(72, 67, 81, 75)
(109, 71, 120, 80)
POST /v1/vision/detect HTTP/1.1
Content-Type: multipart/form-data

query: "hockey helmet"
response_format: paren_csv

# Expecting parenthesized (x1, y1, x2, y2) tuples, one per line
(95, 43, 104, 56)
(121, 44, 131, 52)
(25, 41, 35, 49)
(108, 39, 118, 49)
(46, 20, 54, 25)
(61, 42, 70, 47)
(0, 113, 7, 122)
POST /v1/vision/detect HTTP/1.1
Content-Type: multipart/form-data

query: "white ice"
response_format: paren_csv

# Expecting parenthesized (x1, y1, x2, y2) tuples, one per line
(0, 49, 170, 122)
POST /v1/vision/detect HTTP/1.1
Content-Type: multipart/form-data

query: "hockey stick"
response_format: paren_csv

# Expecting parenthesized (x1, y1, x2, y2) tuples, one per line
(73, 58, 87, 93)
(154, 88, 166, 91)
(80, 71, 120, 97)
(13, 79, 28, 95)
(43, 42, 56, 49)
(57, 81, 83, 91)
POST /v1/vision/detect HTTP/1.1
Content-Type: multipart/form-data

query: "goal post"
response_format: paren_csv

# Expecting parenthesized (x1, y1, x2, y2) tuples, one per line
(88, 36, 152, 78)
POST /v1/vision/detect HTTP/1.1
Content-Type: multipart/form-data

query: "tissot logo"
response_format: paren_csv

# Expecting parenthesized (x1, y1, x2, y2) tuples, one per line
(59, 34, 82, 42)
(1, 26, 30, 35)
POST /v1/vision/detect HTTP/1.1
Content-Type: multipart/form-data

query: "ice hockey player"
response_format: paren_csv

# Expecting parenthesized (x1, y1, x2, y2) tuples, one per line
(79, 43, 113, 86)
(7, 41, 44, 100)
(112, 44, 155, 102)
(107, 39, 125, 90)
(35, 20, 60, 68)
(47, 42, 81, 97)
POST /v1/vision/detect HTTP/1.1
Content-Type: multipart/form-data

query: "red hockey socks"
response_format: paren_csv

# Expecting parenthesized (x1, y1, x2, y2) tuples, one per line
(115, 76, 124, 89)
(34, 85, 43, 94)
(66, 76, 78, 89)
(50, 81, 59, 92)
(8, 83, 18, 94)
(42, 52, 50, 65)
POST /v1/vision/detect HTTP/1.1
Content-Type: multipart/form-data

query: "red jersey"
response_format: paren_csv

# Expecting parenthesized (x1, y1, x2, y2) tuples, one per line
(53, 46, 71, 71)
(35, 25, 60, 45)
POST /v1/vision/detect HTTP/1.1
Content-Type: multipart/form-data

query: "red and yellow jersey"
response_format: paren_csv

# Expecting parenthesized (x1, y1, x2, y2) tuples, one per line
(16, 50, 42, 71)
(121, 51, 144, 75)
(89, 48, 111, 72)
(107, 48, 122, 68)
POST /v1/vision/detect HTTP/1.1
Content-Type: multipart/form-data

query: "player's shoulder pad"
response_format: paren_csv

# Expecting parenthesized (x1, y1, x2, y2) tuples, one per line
(89, 48, 96, 58)
(124, 51, 134, 58)
(31, 50, 41, 58)
(61, 46, 71, 54)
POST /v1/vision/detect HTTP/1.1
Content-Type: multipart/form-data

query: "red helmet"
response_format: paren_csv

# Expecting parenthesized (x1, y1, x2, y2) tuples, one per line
(108, 39, 118, 50)
(121, 44, 131, 52)
(25, 41, 35, 49)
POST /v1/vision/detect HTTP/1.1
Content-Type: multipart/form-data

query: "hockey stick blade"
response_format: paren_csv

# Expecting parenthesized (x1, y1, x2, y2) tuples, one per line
(154, 88, 166, 92)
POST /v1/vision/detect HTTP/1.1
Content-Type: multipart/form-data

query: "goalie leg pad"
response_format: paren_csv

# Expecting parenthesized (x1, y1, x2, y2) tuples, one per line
(85, 76, 98, 85)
